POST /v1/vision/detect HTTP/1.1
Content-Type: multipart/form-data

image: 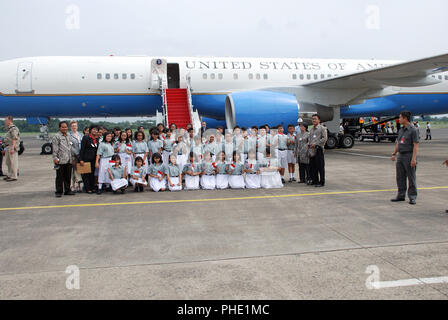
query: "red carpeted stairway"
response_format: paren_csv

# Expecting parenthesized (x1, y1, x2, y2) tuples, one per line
(165, 88, 191, 129)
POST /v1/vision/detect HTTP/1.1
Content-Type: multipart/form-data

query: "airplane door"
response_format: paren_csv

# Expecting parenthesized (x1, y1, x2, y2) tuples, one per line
(16, 62, 34, 93)
(167, 63, 180, 88)
(151, 58, 167, 89)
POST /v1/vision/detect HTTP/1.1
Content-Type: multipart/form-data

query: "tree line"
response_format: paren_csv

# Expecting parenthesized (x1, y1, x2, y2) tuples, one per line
(1, 119, 156, 133)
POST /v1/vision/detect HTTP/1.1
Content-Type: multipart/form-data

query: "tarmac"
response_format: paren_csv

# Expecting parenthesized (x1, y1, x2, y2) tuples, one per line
(1, 128, 448, 299)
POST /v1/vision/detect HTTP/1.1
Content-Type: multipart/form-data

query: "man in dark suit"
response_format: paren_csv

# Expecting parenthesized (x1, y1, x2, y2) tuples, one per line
(200, 121, 207, 135)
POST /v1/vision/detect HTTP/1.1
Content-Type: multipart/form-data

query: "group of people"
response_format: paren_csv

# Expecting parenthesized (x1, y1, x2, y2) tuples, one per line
(50, 114, 329, 197)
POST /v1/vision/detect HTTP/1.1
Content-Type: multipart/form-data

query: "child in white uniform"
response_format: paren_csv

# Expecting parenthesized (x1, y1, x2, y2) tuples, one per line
(200, 151, 216, 190)
(183, 152, 201, 190)
(114, 131, 133, 176)
(132, 131, 149, 172)
(227, 151, 245, 189)
(95, 131, 115, 194)
(166, 154, 183, 191)
(260, 149, 284, 189)
(130, 156, 147, 192)
(286, 124, 297, 182)
(244, 150, 261, 189)
(174, 135, 188, 172)
(147, 129, 163, 164)
(107, 154, 129, 193)
(257, 127, 268, 162)
(275, 124, 288, 183)
(162, 130, 176, 165)
(148, 153, 167, 192)
(215, 151, 229, 189)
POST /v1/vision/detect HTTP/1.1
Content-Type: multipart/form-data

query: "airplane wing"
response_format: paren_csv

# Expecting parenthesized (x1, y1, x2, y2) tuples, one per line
(304, 52, 448, 89)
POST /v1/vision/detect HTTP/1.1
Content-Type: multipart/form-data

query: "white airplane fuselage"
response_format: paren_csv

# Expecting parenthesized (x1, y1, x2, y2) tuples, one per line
(0, 56, 447, 121)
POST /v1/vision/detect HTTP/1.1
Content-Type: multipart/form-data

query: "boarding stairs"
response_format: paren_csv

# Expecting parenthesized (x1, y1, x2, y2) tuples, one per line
(164, 88, 191, 129)
(156, 73, 201, 135)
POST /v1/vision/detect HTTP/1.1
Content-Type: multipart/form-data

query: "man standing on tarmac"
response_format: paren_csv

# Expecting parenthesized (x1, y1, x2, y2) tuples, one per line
(391, 111, 419, 205)
(308, 114, 328, 187)
(2, 116, 20, 182)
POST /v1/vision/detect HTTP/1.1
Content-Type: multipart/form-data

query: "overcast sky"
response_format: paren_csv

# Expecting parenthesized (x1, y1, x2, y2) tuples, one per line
(2, 0, 447, 121)
(1, 0, 447, 61)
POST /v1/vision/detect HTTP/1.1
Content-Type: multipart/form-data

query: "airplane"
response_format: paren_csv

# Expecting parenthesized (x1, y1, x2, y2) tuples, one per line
(1, 53, 448, 153)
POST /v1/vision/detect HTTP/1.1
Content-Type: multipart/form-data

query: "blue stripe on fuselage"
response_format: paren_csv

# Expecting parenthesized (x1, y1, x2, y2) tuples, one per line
(0, 92, 227, 119)
(1, 92, 448, 120)
(0, 94, 163, 117)
(340, 93, 448, 118)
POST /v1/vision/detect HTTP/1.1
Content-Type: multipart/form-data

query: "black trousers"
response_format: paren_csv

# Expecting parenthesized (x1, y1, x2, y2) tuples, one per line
(396, 153, 417, 200)
(81, 161, 96, 192)
(55, 163, 72, 194)
(298, 162, 310, 182)
(0, 151, 3, 174)
(309, 147, 325, 185)
(425, 129, 431, 140)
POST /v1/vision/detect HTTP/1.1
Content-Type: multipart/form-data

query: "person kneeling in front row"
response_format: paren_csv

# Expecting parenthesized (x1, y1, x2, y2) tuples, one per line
(166, 154, 182, 191)
(228, 151, 245, 189)
(148, 152, 166, 192)
(130, 156, 147, 192)
(260, 149, 283, 189)
(200, 151, 217, 190)
(107, 154, 128, 194)
(183, 152, 201, 190)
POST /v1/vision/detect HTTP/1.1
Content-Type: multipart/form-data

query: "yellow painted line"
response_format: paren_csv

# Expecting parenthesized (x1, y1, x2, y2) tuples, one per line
(1, 186, 447, 212)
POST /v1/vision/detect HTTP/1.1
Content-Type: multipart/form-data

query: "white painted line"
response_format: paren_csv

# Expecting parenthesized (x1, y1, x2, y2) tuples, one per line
(372, 276, 448, 289)
(334, 151, 390, 159)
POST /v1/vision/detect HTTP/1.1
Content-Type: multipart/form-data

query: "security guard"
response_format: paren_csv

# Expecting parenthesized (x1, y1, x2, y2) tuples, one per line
(391, 111, 419, 205)
(2, 116, 20, 182)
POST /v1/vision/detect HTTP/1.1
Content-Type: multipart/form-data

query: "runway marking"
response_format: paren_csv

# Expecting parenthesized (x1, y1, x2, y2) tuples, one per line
(0, 186, 447, 212)
(333, 151, 391, 159)
(371, 276, 448, 289)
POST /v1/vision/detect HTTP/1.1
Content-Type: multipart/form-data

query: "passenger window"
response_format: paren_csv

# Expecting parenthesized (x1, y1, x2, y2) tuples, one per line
(299, 74, 304, 80)
(122, 73, 127, 80)
(256, 73, 261, 80)
(263, 74, 268, 80)
(210, 73, 215, 80)
(130, 73, 135, 79)
(218, 73, 223, 80)
(105, 73, 110, 80)
(445, 75, 448, 80)
(233, 73, 238, 80)
(114, 73, 119, 80)
(203, 73, 207, 79)
(328, 74, 332, 78)
(438, 75, 442, 80)
(97, 73, 102, 80)
(321, 74, 325, 79)
(314, 74, 318, 80)
(306, 74, 311, 80)
(249, 73, 253, 80)
(292, 74, 297, 80)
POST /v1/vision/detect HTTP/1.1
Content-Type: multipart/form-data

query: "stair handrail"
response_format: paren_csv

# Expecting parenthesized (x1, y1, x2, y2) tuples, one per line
(160, 75, 169, 127)
(186, 74, 201, 135)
